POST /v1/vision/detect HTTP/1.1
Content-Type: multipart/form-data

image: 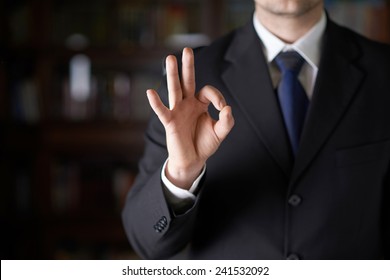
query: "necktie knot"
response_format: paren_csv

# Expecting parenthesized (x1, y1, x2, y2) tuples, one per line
(275, 51, 305, 74)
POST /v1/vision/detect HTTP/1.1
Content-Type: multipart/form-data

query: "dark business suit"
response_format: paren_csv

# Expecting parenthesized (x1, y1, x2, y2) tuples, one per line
(122, 16, 390, 260)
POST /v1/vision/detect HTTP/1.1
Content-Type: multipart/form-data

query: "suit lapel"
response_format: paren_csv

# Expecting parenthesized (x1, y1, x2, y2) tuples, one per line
(290, 20, 365, 185)
(222, 22, 293, 178)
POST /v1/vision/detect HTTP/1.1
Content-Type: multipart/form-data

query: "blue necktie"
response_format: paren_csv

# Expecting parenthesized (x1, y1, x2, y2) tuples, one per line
(275, 51, 309, 156)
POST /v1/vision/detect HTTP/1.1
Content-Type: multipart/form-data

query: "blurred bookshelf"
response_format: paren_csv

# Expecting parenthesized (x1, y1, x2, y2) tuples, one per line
(325, 0, 390, 43)
(0, 0, 389, 260)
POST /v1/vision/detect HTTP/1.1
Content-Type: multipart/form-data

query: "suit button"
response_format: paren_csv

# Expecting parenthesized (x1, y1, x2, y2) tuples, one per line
(153, 225, 162, 233)
(286, 253, 300, 260)
(288, 194, 302, 206)
(154, 216, 169, 233)
(160, 217, 168, 226)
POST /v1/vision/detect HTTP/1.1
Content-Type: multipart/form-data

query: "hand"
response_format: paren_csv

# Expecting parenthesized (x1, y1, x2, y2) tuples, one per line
(146, 48, 234, 190)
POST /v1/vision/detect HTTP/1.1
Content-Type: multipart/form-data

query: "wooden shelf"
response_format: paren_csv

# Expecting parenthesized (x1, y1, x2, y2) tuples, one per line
(42, 121, 147, 154)
(2, 121, 147, 155)
(6, 45, 172, 71)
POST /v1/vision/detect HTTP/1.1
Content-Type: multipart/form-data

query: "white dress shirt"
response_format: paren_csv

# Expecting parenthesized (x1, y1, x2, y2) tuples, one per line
(162, 12, 327, 211)
(255, 12, 326, 99)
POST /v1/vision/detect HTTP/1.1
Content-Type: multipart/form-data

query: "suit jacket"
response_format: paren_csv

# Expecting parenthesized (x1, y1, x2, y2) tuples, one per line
(122, 17, 390, 260)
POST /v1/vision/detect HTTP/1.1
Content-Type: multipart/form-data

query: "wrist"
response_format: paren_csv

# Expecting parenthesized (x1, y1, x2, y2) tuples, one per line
(165, 159, 205, 190)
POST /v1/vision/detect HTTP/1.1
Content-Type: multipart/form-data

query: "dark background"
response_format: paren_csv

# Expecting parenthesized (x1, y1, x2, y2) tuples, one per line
(1, 0, 389, 260)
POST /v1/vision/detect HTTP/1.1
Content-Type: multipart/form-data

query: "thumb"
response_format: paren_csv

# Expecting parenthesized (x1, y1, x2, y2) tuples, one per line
(214, 106, 234, 142)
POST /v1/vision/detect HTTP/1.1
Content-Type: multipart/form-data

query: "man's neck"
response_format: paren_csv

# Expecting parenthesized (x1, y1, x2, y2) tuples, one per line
(255, 5, 324, 44)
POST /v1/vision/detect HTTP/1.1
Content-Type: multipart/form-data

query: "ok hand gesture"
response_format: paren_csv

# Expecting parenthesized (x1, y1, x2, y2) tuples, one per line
(146, 48, 234, 190)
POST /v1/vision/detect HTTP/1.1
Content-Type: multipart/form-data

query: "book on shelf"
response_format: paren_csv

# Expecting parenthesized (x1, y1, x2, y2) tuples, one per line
(51, 0, 109, 47)
(94, 71, 133, 121)
(0, 162, 33, 215)
(14, 167, 32, 214)
(117, 3, 151, 47)
(8, 2, 30, 46)
(0, 62, 5, 120)
(11, 78, 41, 123)
(51, 162, 81, 214)
(62, 78, 98, 121)
(129, 73, 156, 121)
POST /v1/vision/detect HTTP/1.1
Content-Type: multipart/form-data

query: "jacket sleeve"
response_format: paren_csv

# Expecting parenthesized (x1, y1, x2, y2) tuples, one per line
(121, 82, 201, 260)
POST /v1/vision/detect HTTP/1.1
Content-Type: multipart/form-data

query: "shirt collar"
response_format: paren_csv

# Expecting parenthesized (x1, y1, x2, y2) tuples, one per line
(253, 11, 326, 70)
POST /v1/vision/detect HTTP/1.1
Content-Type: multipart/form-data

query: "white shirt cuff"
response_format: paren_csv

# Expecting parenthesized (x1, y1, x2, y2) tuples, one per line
(161, 159, 206, 204)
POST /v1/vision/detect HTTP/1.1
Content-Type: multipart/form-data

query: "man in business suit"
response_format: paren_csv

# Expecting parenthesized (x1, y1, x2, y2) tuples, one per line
(122, 0, 390, 259)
